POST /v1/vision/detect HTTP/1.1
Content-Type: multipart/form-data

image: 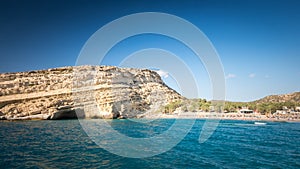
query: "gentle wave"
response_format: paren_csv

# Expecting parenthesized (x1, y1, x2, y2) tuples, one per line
(0, 119, 299, 168)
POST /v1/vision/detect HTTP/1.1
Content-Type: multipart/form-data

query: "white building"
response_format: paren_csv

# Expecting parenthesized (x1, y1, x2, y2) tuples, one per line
(239, 108, 253, 114)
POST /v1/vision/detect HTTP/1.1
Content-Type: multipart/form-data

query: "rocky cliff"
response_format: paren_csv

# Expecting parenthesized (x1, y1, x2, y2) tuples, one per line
(0, 66, 182, 120)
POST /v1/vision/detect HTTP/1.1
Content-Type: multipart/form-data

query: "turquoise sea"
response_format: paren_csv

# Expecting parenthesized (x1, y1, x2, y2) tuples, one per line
(0, 119, 299, 168)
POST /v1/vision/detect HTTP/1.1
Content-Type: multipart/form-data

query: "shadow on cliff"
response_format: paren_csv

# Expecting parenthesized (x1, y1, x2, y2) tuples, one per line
(49, 109, 85, 120)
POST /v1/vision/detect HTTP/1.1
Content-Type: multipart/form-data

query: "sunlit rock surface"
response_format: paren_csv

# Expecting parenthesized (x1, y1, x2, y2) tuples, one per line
(0, 66, 182, 120)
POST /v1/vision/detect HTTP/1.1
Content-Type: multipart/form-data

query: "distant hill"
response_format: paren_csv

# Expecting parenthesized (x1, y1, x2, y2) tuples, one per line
(255, 92, 300, 103)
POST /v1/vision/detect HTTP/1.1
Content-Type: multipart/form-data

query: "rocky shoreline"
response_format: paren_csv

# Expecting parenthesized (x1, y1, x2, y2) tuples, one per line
(3, 113, 299, 122)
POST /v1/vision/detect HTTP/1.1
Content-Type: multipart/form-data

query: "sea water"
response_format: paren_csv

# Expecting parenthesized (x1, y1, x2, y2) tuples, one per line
(0, 119, 299, 168)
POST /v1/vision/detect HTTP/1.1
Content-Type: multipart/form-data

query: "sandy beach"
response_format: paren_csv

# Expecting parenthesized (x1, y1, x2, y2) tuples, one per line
(143, 111, 300, 122)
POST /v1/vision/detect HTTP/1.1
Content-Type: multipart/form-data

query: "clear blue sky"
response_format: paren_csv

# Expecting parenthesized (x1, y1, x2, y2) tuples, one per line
(0, 0, 299, 101)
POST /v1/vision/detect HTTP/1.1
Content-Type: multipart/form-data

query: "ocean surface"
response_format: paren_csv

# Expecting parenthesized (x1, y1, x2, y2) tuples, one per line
(0, 119, 299, 168)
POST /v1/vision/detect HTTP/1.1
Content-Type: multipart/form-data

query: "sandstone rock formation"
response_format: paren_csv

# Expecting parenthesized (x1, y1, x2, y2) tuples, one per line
(0, 66, 182, 120)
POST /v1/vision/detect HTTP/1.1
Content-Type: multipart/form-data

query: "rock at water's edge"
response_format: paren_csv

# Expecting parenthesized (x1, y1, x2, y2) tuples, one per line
(0, 65, 182, 120)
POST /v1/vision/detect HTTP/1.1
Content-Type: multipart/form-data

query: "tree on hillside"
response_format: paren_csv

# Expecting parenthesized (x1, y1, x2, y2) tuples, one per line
(201, 103, 210, 112)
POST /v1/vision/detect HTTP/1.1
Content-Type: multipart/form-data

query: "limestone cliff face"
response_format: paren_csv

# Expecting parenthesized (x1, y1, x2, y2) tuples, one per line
(0, 66, 182, 120)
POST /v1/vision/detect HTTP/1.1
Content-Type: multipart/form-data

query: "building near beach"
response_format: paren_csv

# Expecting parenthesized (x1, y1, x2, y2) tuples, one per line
(239, 108, 253, 114)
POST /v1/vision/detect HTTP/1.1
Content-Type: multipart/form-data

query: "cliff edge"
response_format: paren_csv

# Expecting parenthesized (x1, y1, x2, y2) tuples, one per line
(0, 66, 182, 120)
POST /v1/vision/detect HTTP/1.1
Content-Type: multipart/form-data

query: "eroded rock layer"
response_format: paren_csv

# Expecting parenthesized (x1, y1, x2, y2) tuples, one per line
(0, 66, 182, 120)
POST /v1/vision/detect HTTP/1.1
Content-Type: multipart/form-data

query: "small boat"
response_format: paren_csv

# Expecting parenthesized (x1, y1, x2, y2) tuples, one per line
(254, 122, 267, 125)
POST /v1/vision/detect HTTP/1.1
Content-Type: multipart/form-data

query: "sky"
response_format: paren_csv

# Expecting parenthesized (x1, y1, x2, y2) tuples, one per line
(0, 0, 299, 101)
